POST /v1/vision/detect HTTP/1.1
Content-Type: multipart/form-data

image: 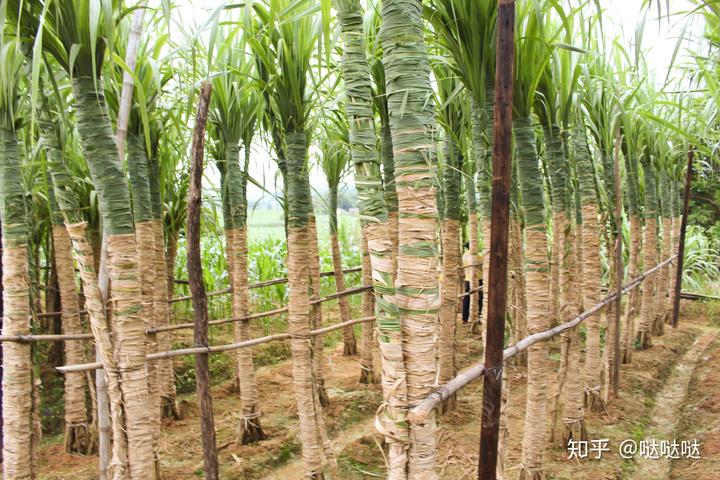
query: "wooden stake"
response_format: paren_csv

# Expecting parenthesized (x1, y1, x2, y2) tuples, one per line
(672, 148, 694, 328)
(478, 2, 514, 478)
(186, 81, 218, 480)
(612, 132, 623, 396)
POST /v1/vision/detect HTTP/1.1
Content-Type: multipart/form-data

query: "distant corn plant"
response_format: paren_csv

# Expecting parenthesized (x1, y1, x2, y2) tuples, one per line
(682, 225, 720, 291)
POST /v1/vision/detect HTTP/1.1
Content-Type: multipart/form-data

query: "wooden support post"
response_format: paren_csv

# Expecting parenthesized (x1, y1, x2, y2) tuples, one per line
(612, 132, 623, 396)
(186, 81, 218, 480)
(672, 148, 694, 328)
(478, 1, 514, 479)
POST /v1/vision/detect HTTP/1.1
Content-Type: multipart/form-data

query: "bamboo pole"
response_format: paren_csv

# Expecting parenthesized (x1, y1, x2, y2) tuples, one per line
(58, 316, 376, 372)
(672, 148, 694, 328)
(0, 333, 94, 342)
(115, 7, 146, 161)
(186, 81, 218, 479)
(37, 267, 365, 315)
(4, 284, 490, 342)
(174, 267, 361, 287)
(478, 2, 514, 478)
(409, 254, 676, 423)
(169, 267, 362, 303)
(152, 285, 372, 334)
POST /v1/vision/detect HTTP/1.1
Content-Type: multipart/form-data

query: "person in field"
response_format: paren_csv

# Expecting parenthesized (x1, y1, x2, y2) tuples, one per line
(462, 242, 483, 323)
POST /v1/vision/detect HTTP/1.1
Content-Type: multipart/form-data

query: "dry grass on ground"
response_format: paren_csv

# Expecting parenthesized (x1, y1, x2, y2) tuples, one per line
(36, 301, 719, 479)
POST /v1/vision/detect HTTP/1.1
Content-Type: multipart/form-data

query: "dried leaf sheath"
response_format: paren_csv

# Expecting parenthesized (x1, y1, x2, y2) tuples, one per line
(382, 0, 441, 477)
(334, 0, 407, 475)
(0, 126, 33, 479)
(52, 224, 93, 454)
(285, 132, 331, 478)
(42, 110, 130, 476)
(127, 134, 162, 467)
(637, 156, 659, 349)
(73, 77, 155, 478)
(515, 118, 551, 479)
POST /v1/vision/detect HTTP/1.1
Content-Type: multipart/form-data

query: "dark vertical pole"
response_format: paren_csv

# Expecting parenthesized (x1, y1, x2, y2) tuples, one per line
(672, 148, 694, 328)
(478, 1, 514, 479)
(186, 81, 218, 480)
(612, 133, 623, 396)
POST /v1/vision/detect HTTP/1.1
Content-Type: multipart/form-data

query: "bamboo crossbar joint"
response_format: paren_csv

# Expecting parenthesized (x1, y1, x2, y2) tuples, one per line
(408, 254, 677, 423)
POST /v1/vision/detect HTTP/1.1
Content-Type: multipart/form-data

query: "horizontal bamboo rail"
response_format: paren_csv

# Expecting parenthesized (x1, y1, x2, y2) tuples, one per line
(7, 281, 484, 343)
(408, 254, 678, 423)
(151, 285, 373, 334)
(0, 332, 96, 342)
(39, 262, 487, 317)
(680, 291, 720, 301)
(35, 266, 365, 318)
(3, 284, 373, 343)
(172, 266, 362, 287)
(57, 315, 377, 373)
(169, 266, 364, 304)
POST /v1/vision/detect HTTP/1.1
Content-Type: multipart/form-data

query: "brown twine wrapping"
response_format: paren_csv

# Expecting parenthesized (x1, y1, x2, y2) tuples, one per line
(637, 217, 658, 348)
(669, 214, 681, 318)
(510, 219, 528, 365)
(2, 244, 33, 479)
(396, 176, 440, 480)
(359, 227, 375, 383)
(388, 210, 400, 281)
(622, 215, 642, 363)
(366, 221, 410, 479)
(330, 232, 356, 355)
(520, 228, 551, 477)
(467, 214, 480, 333)
(549, 212, 564, 328)
(497, 369, 510, 480)
(581, 205, 603, 407)
(658, 218, 673, 323)
(136, 221, 161, 463)
(438, 219, 460, 387)
(106, 233, 156, 478)
(559, 218, 586, 438)
(65, 221, 129, 477)
(307, 215, 328, 405)
(287, 226, 329, 477)
(151, 219, 177, 416)
(546, 212, 567, 442)
(480, 219, 491, 338)
(53, 225, 92, 452)
(229, 227, 263, 436)
(165, 231, 179, 297)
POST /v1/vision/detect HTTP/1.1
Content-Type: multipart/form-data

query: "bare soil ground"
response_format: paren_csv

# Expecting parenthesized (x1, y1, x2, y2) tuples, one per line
(36, 301, 719, 479)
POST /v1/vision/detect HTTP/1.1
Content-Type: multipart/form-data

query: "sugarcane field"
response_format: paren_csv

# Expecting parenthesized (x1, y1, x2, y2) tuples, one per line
(1, 0, 720, 479)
